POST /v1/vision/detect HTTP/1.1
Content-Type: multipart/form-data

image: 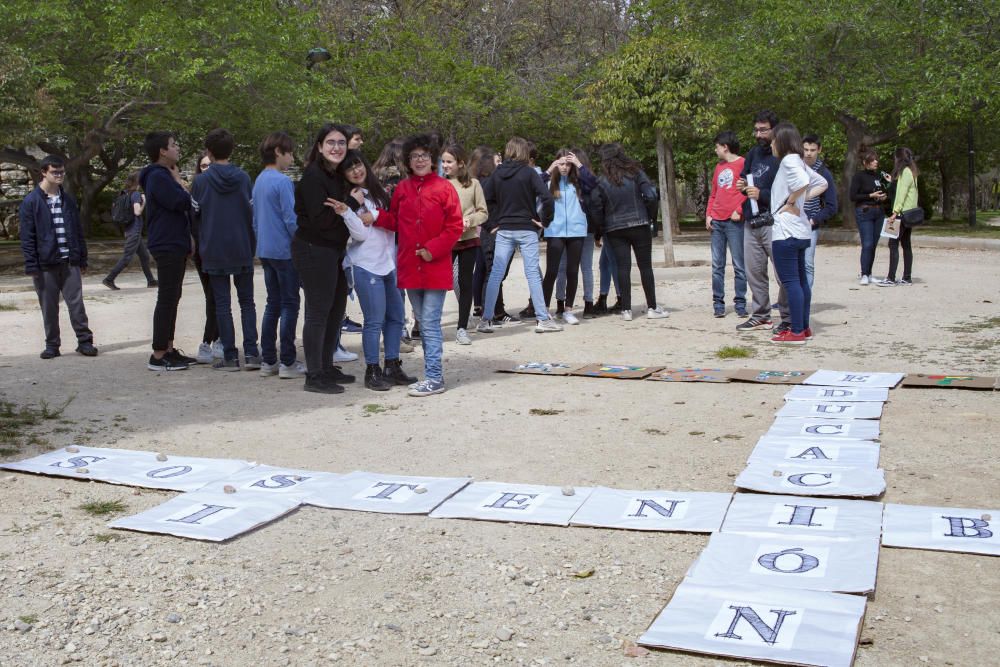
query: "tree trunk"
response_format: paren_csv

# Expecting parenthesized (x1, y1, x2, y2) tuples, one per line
(664, 138, 680, 238)
(836, 112, 900, 230)
(655, 127, 675, 267)
(940, 161, 953, 220)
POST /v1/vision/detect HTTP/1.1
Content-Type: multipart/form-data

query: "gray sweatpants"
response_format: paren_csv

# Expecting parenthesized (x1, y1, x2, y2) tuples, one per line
(32, 262, 93, 350)
(744, 224, 789, 323)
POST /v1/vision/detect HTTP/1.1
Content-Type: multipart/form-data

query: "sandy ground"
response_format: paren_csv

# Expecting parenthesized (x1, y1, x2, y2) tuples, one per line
(0, 239, 998, 666)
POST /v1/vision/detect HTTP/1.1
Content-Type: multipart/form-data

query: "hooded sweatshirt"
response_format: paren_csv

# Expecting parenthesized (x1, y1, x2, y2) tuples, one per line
(139, 163, 192, 256)
(190, 163, 254, 273)
(481, 161, 554, 232)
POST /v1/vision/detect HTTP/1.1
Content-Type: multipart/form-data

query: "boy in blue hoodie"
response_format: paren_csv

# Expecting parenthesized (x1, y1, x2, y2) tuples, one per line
(190, 128, 259, 371)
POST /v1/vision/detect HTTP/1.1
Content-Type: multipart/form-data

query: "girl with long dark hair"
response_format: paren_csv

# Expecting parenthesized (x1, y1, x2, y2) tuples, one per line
(849, 146, 889, 285)
(877, 147, 919, 286)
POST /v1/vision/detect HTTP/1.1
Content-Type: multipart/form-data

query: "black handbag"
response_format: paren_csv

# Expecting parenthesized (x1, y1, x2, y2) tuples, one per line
(901, 207, 924, 227)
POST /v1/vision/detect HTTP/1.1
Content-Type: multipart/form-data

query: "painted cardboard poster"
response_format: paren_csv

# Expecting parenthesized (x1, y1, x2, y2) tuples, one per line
(570, 364, 663, 379)
(728, 369, 811, 385)
(900, 374, 998, 390)
(497, 362, 580, 376)
(646, 368, 731, 383)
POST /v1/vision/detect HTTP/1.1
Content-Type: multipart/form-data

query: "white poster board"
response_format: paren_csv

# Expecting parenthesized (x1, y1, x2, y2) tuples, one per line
(638, 579, 866, 667)
(775, 401, 883, 420)
(766, 417, 880, 441)
(686, 532, 880, 594)
(303, 471, 471, 514)
(748, 438, 880, 469)
(720, 493, 884, 541)
(194, 465, 341, 502)
(784, 386, 889, 403)
(429, 481, 593, 526)
(882, 503, 999, 556)
(569, 487, 732, 533)
(0, 446, 254, 492)
(803, 370, 904, 388)
(109, 491, 300, 542)
(735, 463, 886, 498)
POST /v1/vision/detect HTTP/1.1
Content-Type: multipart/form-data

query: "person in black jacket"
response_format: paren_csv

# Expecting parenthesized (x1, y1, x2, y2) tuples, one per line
(19, 155, 97, 359)
(848, 146, 888, 285)
(802, 134, 839, 288)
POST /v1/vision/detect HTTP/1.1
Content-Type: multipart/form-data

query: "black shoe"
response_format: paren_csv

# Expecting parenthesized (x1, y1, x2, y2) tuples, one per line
(556, 299, 565, 316)
(102, 278, 119, 291)
(410, 322, 421, 339)
(165, 348, 196, 366)
(519, 305, 535, 319)
(147, 280, 159, 288)
(40, 348, 60, 360)
(75, 342, 98, 356)
(364, 364, 392, 391)
(592, 296, 608, 316)
(473, 306, 483, 318)
(147, 354, 188, 371)
(383, 358, 417, 385)
(304, 374, 344, 394)
(323, 366, 356, 384)
(609, 298, 623, 314)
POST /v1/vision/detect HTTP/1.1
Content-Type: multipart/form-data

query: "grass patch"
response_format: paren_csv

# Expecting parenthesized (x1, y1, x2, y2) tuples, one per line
(529, 408, 563, 416)
(944, 316, 1000, 333)
(93, 533, 120, 543)
(914, 218, 1000, 238)
(643, 428, 666, 436)
(689, 430, 705, 436)
(715, 345, 754, 359)
(0, 303, 17, 311)
(0, 396, 73, 455)
(17, 615, 38, 625)
(78, 500, 128, 517)
(362, 404, 398, 415)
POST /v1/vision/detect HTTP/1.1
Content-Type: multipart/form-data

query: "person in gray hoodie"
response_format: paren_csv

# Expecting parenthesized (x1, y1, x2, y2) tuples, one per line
(190, 128, 259, 371)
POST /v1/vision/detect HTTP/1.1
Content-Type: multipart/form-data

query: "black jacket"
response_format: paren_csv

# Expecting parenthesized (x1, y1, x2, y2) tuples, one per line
(20, 186, 87, 274)
(140, 163, 192, 256)
(589, 170, 657, 237)
(482, 161, 554, 232)
(294, 162, 355, 248)
(740, 144, 779, 219)
(849, 169, 886, 207)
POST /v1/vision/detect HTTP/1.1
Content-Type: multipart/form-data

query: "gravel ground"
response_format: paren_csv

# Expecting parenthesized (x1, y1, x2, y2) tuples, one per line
(0, 240, 997, 666)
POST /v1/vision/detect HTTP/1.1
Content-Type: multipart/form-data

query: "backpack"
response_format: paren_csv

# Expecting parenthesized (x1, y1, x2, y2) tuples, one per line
(111, 191, 134, 228)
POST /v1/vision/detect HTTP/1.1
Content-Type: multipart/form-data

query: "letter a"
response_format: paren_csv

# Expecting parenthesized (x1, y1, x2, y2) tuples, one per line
(942, 516, 993, 539)
(791, 447, 831, 461)
(714, 606, 798, 644)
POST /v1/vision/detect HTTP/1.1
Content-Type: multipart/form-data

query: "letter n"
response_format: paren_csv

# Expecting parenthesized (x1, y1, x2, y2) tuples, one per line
(715, 606, 797, 644)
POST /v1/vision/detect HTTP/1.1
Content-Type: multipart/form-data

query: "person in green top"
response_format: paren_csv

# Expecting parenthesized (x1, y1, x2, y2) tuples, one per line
(877, 147, 919, 286)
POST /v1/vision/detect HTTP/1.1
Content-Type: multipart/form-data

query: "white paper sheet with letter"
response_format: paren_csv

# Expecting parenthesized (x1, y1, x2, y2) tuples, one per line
(775, 401, 884, 420)
(882, 503, 999, 556)
(429, 481, 593, 526)
(804, 369, 905, 388)
(109, 491, 300, 542)
(569, 487, 732, 533)
(686, 532, 880, 594)
(720, 493, 884, 541)
(749, 437, 880, 468)
(194, 465, 341, 502)
(766, 417, 880, 441)
(735, 463, 886, 498)
(0, 446, 254, 491)
(637, 579, 866, 667)
(304, 471, 471, 514)
(784, 385, 889, 402)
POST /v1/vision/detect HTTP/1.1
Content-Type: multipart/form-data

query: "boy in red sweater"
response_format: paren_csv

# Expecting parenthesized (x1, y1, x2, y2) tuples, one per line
(705, 131, 748, 318)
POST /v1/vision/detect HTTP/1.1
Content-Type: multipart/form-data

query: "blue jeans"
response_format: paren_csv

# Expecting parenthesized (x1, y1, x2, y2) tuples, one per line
(599, 241, 619, 297)
(771, 237, 812, 334)
(260, 258, 300, 366)
(855, 208, 883, 276)
(483, 229, 550, 321)
(709, 219, 747, 311)
(556, 233, 595, 304)
(209, 271, 259, 361)
(352, 266, 405, 365)
(407, 289, 446, 383)
(804, 226, 819, 288)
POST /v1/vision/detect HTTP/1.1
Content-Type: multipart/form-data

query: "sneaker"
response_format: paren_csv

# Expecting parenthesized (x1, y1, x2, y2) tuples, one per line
(213, 358, 240, 371)
(476, 319, 494, 334)
(859, 275, 870, 285)
(561, 311, 580, 325)
(714, 308, 725, 318)
(494, 312, 520, 326)
(875, 278, 895, 287)
(770, 329, 807, 345)
(75, 342, 98, 356)
(408, 378, 446, 397)
(774, 322, 791, 335)
(279, 360, 306, 379)
(166, 348, 196, 366)
(341, 317, 363, 334)
(804, 327, 814, 340)
(897, 278, 912, 285)
(304, 375, 344, 394)
(736, 309, 749, 318)
(333, 345, 358, 362)
(534, 318, 564, 333)
(146, 280, 159, 288)
(324, 366, 356, 384)
(196, 342, 214, 364)
(736, 317, 773, 331)
(102, 277, 119, 291)
(622, 309, 633, 321)
(244, 355, 262, 370)
(519, 305, 536, 320)
(647, 306, 669, 319)
(40, 348, 60, 360)
(260, 361, 280, 377)
(147, 354, 188, 371)
(456, 328, 472, 345)
(211, 340, 224, 360)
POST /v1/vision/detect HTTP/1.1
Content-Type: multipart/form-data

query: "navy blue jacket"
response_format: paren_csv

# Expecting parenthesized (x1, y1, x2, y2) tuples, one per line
(803, 159, 839, 226)
(190, 163, 254, 272)
(19, 186, 87, 274)
(740, 144, 779, 219)
(140, 163, 192, 255)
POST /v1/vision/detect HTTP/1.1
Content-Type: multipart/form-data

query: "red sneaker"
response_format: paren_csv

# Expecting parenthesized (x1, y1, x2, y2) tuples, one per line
(770, 329, 807, 345)
(804, 327, 814, 340)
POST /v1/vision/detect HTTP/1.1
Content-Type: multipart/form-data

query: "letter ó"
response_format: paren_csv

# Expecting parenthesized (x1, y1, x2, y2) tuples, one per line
(777, 504, 827, 527)
(714, 606, 798, 644)
(367, 482, 419, 499)
(757, 548, 820, 574)
(629, 499, 685, 518)
(942, 516, 993, 539)
(166, 504, 234, 525)
(484, 492, 538, 510)
(787, 472, 833, 487)
(146, 465, 193, 479)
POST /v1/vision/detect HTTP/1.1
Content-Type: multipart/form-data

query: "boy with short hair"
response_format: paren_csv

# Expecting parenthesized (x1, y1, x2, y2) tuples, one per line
(705, 131, 748, 318)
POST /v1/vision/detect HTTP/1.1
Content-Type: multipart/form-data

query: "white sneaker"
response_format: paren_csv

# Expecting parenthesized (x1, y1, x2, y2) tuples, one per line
(561, 311, 580, 325)
(476, 318, 494, 334)
(333, 345, 358, 362)
(196, 342, 213, 364)
(859, 275, 870, 285)
(534, 318, 564, 333)
(259, 361, 279, 377)
(211, 339, 224, 359)
(279, 360, 306, 379)
(622, 309, 633, 321)
(646, 306, 669, 319)
(456, 328, 472, 345)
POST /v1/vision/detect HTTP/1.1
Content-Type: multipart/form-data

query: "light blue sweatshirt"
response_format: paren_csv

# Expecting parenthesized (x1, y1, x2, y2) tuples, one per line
(545, 176, 588, 238)
(252, 168, 297, 260)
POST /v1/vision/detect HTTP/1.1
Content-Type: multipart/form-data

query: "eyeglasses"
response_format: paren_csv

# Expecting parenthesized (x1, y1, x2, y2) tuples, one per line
(753, 126, 772, 135)
(325, 140, 348, 148)
(410, 153, 432, 162)
(47, 170, 66, 176)
(346, 163, 366, 173)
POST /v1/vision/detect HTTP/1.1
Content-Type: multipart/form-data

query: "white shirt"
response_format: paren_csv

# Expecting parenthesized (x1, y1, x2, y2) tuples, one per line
(342, 191, 396, 276)
(770, 154, 827, 241)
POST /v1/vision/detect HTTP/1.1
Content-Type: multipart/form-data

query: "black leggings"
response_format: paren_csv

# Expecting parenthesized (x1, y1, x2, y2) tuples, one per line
(606, 225, 656, 311)
(542, 236, 584, 308)
(193, 252, 219, 344)
(887, 225, 913, 281)
(292, 237, 348, 378)
(452, 246, 477, 329)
